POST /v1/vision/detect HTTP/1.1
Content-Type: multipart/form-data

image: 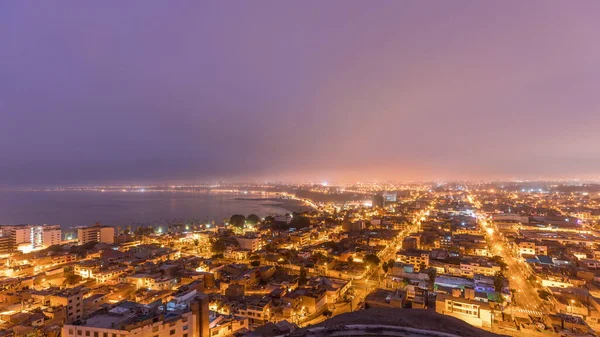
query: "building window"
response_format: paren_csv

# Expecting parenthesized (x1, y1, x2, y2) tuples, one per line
(77, 331, 82, 336)
(183, 334, 188, 337)
(94, 332, 98, 337)
(85, 332, 90, 337)
(170, 330, 176, 335)
(103, 333, 108, 337)
(69, 329, 74, 335)
(183, 325, 188, 331)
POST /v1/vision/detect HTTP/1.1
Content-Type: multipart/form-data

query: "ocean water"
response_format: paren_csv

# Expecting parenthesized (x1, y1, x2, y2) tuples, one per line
(0, 191, 298, 229)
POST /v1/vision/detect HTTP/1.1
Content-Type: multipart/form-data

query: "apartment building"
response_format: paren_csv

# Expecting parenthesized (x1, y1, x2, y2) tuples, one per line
(0, 224, 62, 252)
(62, 296, 210, 337)
(49, 288, 86, 323)
(236, 236, 262, 252)
(436, 294, 493, 328)
(396, 249, 430, 272)
(77, 223, 115, 245)
(459, 261, 501, 277)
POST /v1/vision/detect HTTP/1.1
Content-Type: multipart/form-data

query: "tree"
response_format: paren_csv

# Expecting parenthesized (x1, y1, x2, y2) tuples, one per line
(290, 216, 311, 229)
(510, 288, 517, 303)
(247, 214, 261, 225)
(264, 216, 275, 223)
(210, 238, 227, 254)
(230, 214, 246, 229)
(299, 266, 308, 286)
(364, 254, 381, 268)
(313, 252, 326, 262)
(427, 268, 438, 290)
(490, 255, 508, 272)
(322, 309, 333, 318)
(382, 262, 389, 274)
(46, 244, 64, 253)
(64, 272, 81, 285)
(250, 260, 261, 267)
(493, 271, 505, 293)
(537, 289, 552, 301)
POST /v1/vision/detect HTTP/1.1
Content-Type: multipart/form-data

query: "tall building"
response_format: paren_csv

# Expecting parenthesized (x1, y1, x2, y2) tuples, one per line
(31, 224, 62, 248)
(50, 287, 85, 323)
(42, 224, 62, 247)
(77, 222, 115, 245)
(382, 191, 397, 203)
(11, 226, 30, 247)
(372, 194, 384, 208)
(0, 224, 62, 252)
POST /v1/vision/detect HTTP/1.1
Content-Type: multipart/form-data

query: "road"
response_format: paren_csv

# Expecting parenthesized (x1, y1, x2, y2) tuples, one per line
(468, 194, 547, 315)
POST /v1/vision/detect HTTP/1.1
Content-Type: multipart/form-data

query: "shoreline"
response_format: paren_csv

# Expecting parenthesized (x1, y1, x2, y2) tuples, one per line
(0, 190, 307, 230)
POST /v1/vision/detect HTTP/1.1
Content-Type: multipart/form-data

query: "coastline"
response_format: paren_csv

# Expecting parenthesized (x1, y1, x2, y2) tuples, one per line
(234, 196, 315, 213)
(0, 190, 304, 230)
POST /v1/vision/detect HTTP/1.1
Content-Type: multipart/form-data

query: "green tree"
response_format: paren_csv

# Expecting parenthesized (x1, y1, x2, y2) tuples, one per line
(247, 214, 261, 225)
(230, 214, 246, 229)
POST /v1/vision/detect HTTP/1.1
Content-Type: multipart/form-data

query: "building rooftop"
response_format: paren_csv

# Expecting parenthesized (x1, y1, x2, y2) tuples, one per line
(288, 308, 502, 337)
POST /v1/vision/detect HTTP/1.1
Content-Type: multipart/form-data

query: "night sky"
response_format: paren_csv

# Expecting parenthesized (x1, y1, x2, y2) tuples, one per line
(2, 1, 600, 187)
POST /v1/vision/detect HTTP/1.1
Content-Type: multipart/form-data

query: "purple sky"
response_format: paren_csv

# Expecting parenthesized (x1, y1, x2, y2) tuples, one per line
(2, 1, 600, 186)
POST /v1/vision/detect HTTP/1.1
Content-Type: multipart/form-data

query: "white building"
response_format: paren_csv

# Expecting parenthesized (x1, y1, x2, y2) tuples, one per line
(40, 225, 62, 248)
(236, 236, 262, 252)
(0, 224, 62, 252)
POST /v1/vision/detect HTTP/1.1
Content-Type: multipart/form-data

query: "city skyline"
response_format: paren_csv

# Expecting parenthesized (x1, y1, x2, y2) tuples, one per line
(3, 1, 600, 187)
